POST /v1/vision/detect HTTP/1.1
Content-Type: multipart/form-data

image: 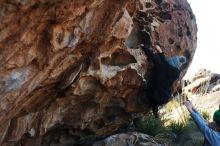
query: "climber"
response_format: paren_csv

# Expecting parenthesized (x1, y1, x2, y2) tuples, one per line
(184, 101, 220, 146)
(141, 33, 187, 118)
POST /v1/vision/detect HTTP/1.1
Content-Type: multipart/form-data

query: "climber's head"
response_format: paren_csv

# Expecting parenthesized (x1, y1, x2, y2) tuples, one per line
(167, 56, 187, 69)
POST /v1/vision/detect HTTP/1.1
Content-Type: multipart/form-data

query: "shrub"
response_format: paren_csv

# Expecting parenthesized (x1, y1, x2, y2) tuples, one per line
(201, 110, 211, 121)
(134, 115, 166, 136)
(168, 120, 189, 136)
(192, 139, 204, 146)
(165, 100, 179, 113)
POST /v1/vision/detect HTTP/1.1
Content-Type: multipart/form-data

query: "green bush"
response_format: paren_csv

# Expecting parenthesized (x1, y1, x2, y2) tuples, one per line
(201, 110, 211, 121)
(168, 120, 189, 136)
(192, 139, 204, 146)
(134, 115, 166, 136)
(165, 100, 179, 113)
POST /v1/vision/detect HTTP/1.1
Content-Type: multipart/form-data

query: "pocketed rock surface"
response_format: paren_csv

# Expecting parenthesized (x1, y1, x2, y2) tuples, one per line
(0, 0, 197, 145)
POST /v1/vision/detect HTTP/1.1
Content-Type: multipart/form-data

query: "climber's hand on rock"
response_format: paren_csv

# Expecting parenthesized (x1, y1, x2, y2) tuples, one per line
(140, 44, 144, 47)
(155, 45, 163, 53)
(139, 44, 144, 50)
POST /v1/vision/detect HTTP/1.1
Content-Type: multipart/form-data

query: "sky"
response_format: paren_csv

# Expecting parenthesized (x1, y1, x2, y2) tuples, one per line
(184, 0, 220, 78)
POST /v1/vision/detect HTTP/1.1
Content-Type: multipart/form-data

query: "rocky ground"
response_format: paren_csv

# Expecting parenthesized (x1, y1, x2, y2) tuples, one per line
(93, 132, 166, 146)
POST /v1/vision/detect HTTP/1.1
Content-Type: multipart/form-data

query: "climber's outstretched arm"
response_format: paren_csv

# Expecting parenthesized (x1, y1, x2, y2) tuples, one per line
(142, 45, 161, 63)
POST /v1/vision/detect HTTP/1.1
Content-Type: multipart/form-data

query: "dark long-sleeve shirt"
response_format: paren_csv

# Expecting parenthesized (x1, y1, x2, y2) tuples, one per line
(191, 110, 220, 146)
(143, 46, 180, 106)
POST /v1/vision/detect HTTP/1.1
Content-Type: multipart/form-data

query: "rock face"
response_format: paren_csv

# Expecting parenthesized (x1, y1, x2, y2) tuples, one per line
(0, 0, 197, 145)
(183, 69, 220, 95)
(93, 132, 166, 146)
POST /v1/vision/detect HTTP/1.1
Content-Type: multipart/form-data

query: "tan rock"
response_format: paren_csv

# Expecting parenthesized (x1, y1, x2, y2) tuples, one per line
(0, 0, 197, 145)
(93, 132, 166, 146)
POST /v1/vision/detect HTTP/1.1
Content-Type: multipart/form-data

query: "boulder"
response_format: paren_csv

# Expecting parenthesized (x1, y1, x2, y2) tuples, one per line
(0, 0, 197, 145)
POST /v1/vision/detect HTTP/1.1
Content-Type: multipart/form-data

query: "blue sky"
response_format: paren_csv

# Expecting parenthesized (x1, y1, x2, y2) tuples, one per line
(184, 0, 220, 78)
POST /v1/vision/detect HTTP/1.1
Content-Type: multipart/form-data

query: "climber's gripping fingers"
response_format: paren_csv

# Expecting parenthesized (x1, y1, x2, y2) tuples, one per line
(155, 45, 163, 53)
